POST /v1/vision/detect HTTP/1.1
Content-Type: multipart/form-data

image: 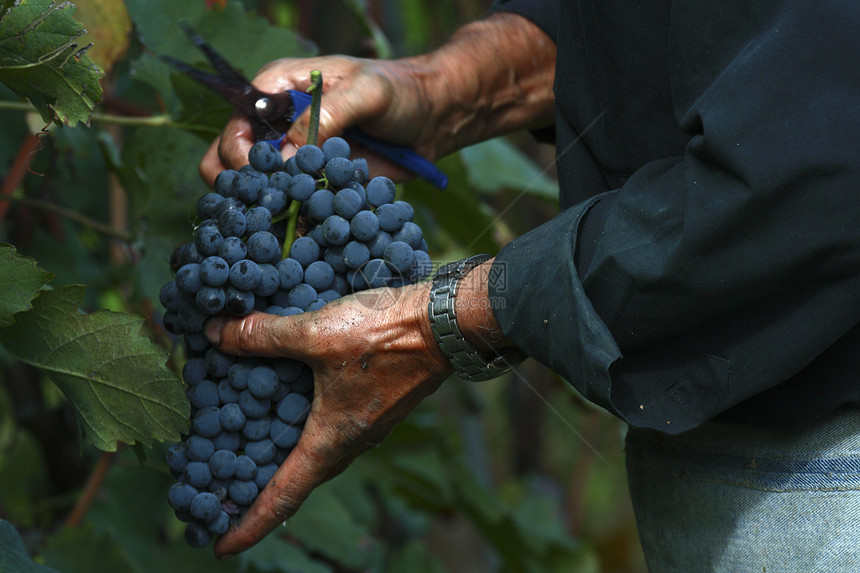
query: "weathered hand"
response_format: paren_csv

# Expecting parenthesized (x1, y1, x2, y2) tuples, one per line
(203, 282, 452, 559)
(198, 55, 435, 187)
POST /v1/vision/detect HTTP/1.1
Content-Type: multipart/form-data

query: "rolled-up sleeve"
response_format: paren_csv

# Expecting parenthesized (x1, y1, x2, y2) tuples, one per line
(490, 2, 860, 433)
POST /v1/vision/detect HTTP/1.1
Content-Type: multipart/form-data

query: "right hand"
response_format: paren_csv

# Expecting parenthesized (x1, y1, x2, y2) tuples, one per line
(199, 55, 437, 187)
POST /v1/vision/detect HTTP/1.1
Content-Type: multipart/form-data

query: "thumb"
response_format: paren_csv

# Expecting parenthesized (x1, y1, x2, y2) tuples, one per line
(204, 312, 304, 360)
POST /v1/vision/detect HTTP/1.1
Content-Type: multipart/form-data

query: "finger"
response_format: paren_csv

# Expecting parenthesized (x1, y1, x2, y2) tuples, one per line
(213, 418, 350, 558)
(217, 111, 257, 170)
(199, 135, 225, 188)
(205, 312, 306, 360)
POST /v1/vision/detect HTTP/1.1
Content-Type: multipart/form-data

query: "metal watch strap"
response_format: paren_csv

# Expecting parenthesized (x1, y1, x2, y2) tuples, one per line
(428, 254, 523, 381)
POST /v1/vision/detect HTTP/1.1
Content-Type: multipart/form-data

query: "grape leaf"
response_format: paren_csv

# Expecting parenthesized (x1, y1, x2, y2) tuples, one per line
(460, 137, 559, 200)
(0, 519, 61, 573)
(73, 0, 132, 75)
(0, 285, 188, 451)
(40, 522, 136, 573)
(0, 243, 54, 328)
(0, 0, 104, 126)
(126, 0, 315, 134)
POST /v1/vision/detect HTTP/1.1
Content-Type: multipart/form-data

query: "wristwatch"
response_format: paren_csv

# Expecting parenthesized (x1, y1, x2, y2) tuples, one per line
(428, 254, 525, 381)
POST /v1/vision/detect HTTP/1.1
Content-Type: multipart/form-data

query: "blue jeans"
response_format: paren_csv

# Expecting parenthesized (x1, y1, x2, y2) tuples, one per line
(625, 407, 860, 572)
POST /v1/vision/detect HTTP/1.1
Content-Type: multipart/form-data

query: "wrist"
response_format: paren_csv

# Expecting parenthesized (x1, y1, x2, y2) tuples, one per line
(428, 255, 524, 381)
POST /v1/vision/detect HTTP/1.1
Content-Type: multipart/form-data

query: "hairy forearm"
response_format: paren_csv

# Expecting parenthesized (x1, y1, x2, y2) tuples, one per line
(396, 12, 557, 157)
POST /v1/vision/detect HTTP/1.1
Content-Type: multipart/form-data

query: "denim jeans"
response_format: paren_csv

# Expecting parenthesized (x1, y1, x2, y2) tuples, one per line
(625, 407, 860, 572)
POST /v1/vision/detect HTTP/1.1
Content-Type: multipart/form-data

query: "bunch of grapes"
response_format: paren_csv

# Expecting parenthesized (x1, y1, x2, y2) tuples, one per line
(159, 137, 433, 548)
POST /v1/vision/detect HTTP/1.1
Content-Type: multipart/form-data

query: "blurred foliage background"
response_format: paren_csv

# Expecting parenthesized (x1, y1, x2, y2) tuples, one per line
(0, 0, 646, 571)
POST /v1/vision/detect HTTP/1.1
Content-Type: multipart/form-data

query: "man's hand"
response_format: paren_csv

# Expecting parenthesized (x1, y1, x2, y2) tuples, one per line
(204, 281, 452, 559)
(199, 13, 557, 187)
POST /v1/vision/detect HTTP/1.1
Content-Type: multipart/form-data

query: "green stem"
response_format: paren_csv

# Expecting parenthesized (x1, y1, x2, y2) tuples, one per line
(306, 70, 323, 147)
(0, 101, 220, 133)
(0, 194, 133, 242)
(280, 200, 303, 259)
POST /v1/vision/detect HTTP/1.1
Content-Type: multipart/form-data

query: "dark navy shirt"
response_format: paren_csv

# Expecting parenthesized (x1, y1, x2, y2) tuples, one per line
(488, 0, 860, 433)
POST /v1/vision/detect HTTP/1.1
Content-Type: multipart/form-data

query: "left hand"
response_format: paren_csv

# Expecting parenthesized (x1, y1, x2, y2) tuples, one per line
(204, 282, 452, 558)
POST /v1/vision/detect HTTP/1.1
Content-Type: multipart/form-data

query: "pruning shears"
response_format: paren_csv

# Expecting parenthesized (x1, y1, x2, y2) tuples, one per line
(160, 22, 448, 189)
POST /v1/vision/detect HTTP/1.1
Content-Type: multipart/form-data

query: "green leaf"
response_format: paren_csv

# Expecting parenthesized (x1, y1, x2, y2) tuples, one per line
(0, 519, 60, 573)
(460, 137, 559, 200)
(126, 0, 315, 129)
(0, 0, 105, 126)
(0, 285, 188, 451)
(241, 534, 332, 573)
(282, 484, 377, 569)
(40, 522, 136, 573)
(0, 243, 53, 328)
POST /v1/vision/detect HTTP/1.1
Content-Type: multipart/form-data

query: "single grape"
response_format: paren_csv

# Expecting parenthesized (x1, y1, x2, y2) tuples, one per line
(183, 461, 213, 489)
(177, 300, 208, 333)
(166, 443, 189, 475)
(393, 221, 423, 249)
(247, 366, 280, 399)
(185, 522, 212, 548)
(289, 236, 321, 267)
(270, 418, 301, 449)
(190, 491, 221, 522)
(219, 208, 247, 238)
(321, 215, 351, 245)
(323, 245, 348, 273)
(213, 169, 238, 196)
(229, 260, 262, 290)
(249, 141, 283, 172)
(246, 231, 280, 264)
(277, 257, 304, 289)
(288, 173, 317, 202)
(352, 157, 369, 184)
(295, 144, 325, 175)
(226, 286, 255, 316)
(288, 283, 318, 310)
(168, 482, 198, 512)
(325, 157, 354, 188)
(217, 379, 240, 404)
(350, 210, 379, 241)
(366, 176, 396, 206)
(361, 258, 394, 288)
(187, 380, 220, 410)
(258, 188, 287, 215)
(343, 241, 370, 270)
(197, 192, 225, 220)
(239, 390, 271, 419)
(196, 286, 226, 315)
(159, 281, 185, 311)
(229, 480, 259, 506)
(375, 203, 403, 233)
(217, 236, 248, 266)
(276, 393, 310, 425)
(333, 187, 362, 219)
(227, 363, 251, 390)
(207, 511, 231, 535)
(245, 206, 273, 234)
(192, 406, 222, 438)
(383, 241, 416, 274)
(175, 263, 202, 294)
(303, 260, 335, 291)
(254, 463, 279, 490)
(254, 263, 281, 297)
(306, 189, 335, 222)
(219, 402, 246, 432)
(199, 256, 230, 286)
(268, 171, 292, 191)
(321, 136, 350, 161)
(245, 439, 276, 465)
(231, 171, 264, 204)
(212, 431, 241, 452)
(367, 231, 393, 259)
(234, 455, 257, 480)
(205, 347, 235, 378)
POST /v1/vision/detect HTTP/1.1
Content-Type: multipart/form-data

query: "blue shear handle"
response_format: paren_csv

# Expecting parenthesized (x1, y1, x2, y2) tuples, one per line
(287, 90, 448, 189)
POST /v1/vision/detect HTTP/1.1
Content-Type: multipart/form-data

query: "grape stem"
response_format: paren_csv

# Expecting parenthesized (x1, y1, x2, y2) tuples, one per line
(281, 70, 324, 258)
(306, 70, 323, 147)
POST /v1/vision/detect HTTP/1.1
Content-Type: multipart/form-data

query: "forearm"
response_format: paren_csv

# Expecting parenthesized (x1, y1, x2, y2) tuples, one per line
(398, 12, 557, 158)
